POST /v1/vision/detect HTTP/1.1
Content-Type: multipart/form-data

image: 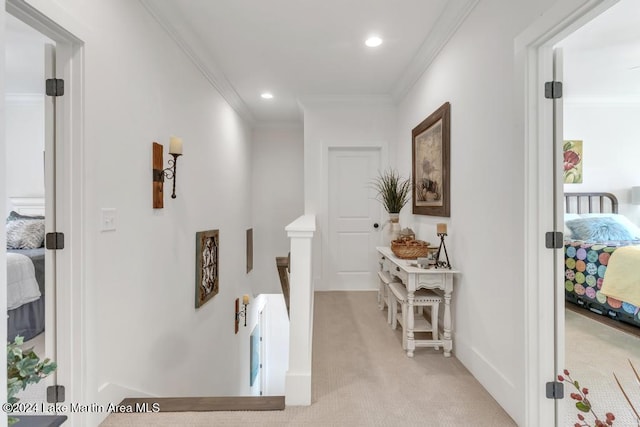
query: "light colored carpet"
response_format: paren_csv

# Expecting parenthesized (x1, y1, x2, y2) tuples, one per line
(101, 291, 516, 426)
(565, 308, 640, 426)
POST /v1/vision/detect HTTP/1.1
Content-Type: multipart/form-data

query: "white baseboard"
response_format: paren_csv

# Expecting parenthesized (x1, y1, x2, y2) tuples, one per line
(454, 336, 520, 425)
(91, 382, 155, 425)
(285, 372, 311, 406)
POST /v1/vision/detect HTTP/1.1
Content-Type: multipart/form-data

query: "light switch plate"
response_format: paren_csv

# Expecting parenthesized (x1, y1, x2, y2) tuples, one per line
(101, 208, 117, 232)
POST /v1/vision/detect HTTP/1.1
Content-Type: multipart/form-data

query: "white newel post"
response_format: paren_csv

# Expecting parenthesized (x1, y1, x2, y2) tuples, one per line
(285, 214, 316, 406)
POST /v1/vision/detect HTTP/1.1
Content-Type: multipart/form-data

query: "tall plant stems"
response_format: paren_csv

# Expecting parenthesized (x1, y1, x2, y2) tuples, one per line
(372, 169, 411, 214)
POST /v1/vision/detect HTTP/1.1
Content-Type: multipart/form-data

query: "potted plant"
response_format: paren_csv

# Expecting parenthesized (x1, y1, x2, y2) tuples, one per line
(7, 335, 57, 425)
(372, 169, 411, 241)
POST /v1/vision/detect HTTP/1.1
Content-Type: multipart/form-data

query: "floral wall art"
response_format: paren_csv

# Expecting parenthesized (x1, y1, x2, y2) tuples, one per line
(563, 140, 583, 184)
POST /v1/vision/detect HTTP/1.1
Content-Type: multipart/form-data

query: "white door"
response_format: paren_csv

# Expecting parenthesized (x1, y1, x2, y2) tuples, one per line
(43, 43, 58, 397)
(327, 147, 382, 290)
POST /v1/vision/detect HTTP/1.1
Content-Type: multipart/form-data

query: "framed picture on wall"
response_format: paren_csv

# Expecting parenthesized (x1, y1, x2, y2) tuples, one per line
(195, 229, 219, 308)
(563, 140, 583, 183)
(246, 228, 253, 273)
(412, 102, 451, 217)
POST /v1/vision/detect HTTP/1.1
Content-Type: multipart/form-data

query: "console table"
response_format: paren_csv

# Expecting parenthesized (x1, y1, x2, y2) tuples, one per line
(377, 246, 460, 357)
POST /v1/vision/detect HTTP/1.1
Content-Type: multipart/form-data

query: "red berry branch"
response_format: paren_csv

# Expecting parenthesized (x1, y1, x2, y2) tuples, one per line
(558, 369, 616, 427)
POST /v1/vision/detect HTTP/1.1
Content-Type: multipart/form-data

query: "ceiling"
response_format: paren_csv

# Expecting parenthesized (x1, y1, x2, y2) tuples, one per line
(558, 0, 640, 103)
(5, 13, 52, 94)
(142, 0, 478, 125)
(6, 0, 638, 120)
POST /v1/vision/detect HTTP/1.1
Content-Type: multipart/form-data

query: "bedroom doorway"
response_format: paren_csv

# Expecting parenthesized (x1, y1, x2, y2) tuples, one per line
(5, 12, 58, 406)
(555, 1, 640, 425)
(520, 0, 625, 424)
(5, 1, 84, 418)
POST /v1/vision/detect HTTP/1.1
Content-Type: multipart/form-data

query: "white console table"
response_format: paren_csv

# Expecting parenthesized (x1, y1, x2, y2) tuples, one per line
(377, 246, 460, 357)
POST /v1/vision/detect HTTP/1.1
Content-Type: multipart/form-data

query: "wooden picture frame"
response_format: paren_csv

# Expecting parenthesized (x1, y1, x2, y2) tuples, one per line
(195, 229, 219, 308)
(412, 102, 451, 217)
(246, 228, 253, 273)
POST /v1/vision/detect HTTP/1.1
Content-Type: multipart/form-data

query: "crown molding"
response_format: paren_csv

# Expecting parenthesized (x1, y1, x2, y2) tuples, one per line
(139, 0, 255, 126)
(391, 0, 480, 102)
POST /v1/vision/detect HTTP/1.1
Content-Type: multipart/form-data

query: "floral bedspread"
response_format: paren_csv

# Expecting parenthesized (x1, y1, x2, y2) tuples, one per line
(564, 241, 640, 326)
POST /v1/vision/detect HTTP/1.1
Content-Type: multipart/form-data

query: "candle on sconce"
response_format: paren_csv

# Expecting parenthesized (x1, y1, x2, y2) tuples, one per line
(437, 223, 447, 235)
(243, 294, 250, 305)
(169, 136, 183, 155)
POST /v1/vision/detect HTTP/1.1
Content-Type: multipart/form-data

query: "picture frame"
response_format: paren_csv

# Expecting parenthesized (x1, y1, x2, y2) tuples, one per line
(195, 229, 219, 308)
(563, 140, 583, 183)
(412, 102, 451, 217)
(246, 228, 253, 273)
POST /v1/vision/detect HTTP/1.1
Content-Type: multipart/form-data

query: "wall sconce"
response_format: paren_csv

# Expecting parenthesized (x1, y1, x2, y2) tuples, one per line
(152, 137, 183, 209)
(235, 294, 249, 334)
(434, 223, 452, 269)
(632, 186, 640, 205)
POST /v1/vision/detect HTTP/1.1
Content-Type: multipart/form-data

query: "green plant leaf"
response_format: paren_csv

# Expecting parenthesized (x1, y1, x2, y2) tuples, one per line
(576, 401, 591, 412)
(7, 335, 57, 404)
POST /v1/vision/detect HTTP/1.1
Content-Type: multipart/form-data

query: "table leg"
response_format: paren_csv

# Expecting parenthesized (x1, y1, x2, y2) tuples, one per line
(443, 282, 452, 357)
(406, 291, 415, 357)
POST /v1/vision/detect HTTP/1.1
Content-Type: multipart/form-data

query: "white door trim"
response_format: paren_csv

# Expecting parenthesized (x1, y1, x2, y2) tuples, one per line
(517, 1, 619, 425)
(6, 1, 85, 425)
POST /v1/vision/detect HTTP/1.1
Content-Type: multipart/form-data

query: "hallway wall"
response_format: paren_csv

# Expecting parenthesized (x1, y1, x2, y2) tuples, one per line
(394, 0, 558, 423)
(3, 1, 256, 425)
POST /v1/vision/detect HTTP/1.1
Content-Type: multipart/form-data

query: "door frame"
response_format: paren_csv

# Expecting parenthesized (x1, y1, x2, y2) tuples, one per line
(518, 0, 619, 424)
(5, 0, 85, 423)
(322, 144, 385, 291)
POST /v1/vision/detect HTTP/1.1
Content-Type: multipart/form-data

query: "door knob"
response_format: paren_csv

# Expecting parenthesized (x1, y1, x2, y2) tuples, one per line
(373, 223, 379, 229)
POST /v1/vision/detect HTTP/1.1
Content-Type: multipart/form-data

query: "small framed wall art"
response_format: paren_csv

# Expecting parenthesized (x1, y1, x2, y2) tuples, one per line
(195, 229, 219, 308)
(563, 140, 583, 184)
(246, 228, 253, 273)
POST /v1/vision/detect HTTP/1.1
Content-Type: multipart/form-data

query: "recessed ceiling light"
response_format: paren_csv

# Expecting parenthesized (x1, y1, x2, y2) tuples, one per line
(261, 92, 274, 99)
(365, 36, 383, 47)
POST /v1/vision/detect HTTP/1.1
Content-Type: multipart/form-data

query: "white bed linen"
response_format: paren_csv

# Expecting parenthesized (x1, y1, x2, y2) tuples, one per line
(7, 252, 41, 310)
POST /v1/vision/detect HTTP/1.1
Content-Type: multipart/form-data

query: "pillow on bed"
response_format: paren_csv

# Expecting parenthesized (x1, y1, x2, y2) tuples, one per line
(565, 216, 635, 241)
(6, 210, 44, 222)
(564, 213, 581, 239)
(578, 213, 640, 240)
(6, 219, 45, 249)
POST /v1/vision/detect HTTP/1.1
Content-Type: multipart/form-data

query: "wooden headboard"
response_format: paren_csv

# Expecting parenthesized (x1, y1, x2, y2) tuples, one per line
(564, 192, 618, 214)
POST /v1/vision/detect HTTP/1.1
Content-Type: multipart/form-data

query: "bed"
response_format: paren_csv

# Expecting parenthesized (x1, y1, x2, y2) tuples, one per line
(564, 192, 640, 328)
(6, 198, 46, 341)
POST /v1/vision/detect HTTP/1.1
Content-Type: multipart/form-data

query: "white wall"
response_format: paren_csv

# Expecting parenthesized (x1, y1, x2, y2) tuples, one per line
(251, 125, 303, 294)
(4, 17, 46, 214)
(10, 1, 255, 425)
(563, 102, 640, 224)
(301, 97, 395, 290)
(394, 1, 556, 424)
(5, 94, 45, 212)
